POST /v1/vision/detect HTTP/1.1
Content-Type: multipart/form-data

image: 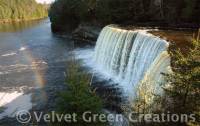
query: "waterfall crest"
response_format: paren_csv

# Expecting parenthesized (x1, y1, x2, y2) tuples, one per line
(94, 26, 170, 96)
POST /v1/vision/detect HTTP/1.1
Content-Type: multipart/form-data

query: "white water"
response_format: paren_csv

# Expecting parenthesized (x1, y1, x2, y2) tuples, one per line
(76, 25, 170, 100)
(0, 91, 32, 119)
(1, 52, 17, 57)
(136, 51, 171, 104)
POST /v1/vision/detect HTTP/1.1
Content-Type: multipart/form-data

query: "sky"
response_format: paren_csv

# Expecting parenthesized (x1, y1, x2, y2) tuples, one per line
(35, 0, 55, 4)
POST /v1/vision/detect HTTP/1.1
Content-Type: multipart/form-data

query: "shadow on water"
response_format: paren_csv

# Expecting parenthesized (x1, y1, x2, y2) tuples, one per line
(0, 19, 46, 32)
(31, 35, 74, 111)
(91, 78, 126, 113)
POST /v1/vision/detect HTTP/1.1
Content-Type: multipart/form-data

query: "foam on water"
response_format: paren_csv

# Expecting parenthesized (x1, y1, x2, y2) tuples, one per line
(1, 52, 17, 57)
(0, 91, 32, 119)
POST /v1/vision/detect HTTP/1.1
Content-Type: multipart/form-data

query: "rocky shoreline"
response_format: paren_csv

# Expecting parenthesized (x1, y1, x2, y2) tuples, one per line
(0, 17, 48, 24)
(51, 22, 198, 48)
(70, 23, 197, 50)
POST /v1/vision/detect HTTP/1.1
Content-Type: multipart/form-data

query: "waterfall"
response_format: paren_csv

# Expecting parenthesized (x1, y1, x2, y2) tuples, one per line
(136, 51, 171, 104)
(94, 26, 170, 97)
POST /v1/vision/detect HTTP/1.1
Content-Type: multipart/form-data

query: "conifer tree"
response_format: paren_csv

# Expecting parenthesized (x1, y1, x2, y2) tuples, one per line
(163, 30, 200, 125)
(54, 59, 107, 126)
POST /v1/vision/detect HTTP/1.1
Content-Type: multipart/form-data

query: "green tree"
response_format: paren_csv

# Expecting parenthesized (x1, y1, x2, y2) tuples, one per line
(54, 59, 107, 126)
(161, 30, 200, 126)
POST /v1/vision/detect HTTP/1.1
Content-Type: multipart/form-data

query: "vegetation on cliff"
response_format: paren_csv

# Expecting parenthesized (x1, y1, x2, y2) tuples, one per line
(131, 30, 200, 126)
(0, 0, 48, 22)
(162, 31, 200, 126)
(49, 0, 200, 32)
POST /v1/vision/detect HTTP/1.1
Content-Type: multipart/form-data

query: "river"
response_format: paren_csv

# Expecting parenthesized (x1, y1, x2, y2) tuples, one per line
(0, 19, 73, 122)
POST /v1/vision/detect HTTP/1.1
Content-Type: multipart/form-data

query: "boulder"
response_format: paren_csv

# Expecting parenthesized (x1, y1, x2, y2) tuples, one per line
(72, 24, 102, 44)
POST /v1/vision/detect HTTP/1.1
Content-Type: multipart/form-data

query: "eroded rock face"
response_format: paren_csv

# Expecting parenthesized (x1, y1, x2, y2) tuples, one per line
(153, 0, 162, 6)
(51, 23, 78, 33)
(72, 24, 102, 43)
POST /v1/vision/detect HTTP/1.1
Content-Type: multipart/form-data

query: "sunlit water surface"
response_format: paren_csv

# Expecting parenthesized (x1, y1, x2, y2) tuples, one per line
(0, 19, 73, 119)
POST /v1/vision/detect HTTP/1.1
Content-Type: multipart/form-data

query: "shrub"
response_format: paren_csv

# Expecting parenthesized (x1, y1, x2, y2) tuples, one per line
(54, 59, 106, 125)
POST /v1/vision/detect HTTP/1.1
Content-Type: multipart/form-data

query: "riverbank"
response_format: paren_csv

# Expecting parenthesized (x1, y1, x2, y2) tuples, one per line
(0, 17, 48, 24)
(0, 0, 48, 24)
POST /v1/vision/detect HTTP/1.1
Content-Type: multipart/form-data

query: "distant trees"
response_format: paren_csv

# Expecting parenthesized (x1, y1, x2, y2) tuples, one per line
(0, 0, 48, 22)
(49, 0, 200, 32)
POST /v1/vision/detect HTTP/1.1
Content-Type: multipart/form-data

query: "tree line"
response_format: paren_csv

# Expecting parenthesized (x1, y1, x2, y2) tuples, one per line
(49, 0, 200, 32)
(0, 0, 48, 22)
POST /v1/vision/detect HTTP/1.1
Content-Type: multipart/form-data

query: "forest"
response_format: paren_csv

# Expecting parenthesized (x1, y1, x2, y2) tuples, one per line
(0, 0, 48, 22)
(49, 0, 200, 32)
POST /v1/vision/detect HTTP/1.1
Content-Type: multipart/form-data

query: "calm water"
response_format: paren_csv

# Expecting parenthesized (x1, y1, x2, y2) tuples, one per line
(0, 19, 73, 90)
(0, 20, 74, 120)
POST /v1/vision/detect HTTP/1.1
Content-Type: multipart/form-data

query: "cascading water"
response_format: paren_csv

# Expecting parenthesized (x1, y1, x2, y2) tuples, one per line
(93, 25, 170, 97)
(136, 51, 171, 104)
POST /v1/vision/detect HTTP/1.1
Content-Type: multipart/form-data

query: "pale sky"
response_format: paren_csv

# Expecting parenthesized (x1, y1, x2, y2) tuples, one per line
(35, 0, 55, 4)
